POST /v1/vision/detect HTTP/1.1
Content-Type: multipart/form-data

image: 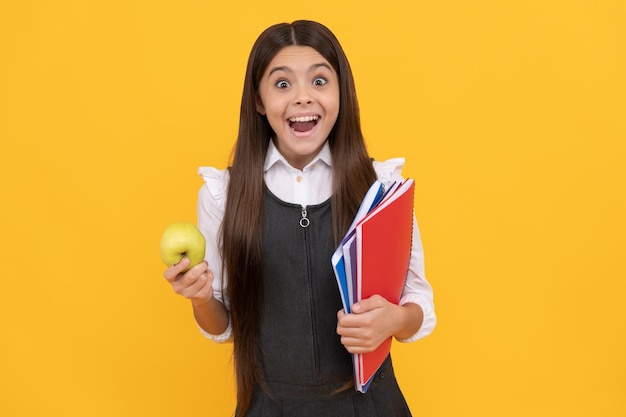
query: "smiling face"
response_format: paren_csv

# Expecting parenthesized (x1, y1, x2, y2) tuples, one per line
(256, 46, 340, 170)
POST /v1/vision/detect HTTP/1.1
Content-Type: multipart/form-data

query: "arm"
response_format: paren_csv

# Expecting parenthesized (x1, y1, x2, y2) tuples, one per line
(192, 168, 234, 341)
(164, 258, 229, 336)
(370, 158, 436, 343)
(161, 168, 234, 340)
(340, 158, 436, 352)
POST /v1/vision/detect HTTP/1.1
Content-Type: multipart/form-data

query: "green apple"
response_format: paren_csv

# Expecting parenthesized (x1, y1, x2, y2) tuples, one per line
(159, 222, 206, 272)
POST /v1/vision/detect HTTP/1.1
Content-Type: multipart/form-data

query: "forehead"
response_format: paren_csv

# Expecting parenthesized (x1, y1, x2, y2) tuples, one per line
(265, 46, 334, 73)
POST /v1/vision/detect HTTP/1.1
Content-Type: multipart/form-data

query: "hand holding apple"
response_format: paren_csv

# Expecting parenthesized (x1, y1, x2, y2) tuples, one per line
(159, 222, 206, 272)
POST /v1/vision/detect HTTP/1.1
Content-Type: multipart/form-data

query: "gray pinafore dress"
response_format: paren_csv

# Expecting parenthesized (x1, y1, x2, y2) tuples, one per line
(241, 188, 412, 417)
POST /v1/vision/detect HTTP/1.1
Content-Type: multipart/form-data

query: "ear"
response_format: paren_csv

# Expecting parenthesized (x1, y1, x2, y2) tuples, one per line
(255, 95, 266, 115)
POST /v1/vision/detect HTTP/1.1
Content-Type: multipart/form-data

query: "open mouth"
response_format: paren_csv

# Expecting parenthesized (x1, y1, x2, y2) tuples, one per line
(288, 115, 319, 133)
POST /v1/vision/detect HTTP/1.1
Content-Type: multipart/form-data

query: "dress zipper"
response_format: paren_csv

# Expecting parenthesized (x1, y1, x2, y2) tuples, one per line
(300, 205, 310, 228)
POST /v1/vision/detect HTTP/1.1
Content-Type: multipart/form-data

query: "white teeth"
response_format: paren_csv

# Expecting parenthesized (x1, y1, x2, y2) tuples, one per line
(289, 115, 319, 122)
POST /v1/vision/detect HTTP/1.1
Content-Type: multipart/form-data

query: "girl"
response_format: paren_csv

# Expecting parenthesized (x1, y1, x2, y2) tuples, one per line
(164, 20, 436, 417)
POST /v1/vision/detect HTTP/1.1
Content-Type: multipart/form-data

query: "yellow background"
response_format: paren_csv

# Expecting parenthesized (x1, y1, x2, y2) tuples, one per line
(1, 1, 624, 416)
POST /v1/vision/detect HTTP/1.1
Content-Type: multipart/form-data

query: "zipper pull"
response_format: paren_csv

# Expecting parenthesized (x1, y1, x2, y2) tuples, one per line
(300, 206, 310, 228)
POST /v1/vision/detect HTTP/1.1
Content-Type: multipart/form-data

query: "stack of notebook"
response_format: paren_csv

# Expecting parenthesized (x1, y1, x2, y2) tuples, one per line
(331, 178, 416, 393)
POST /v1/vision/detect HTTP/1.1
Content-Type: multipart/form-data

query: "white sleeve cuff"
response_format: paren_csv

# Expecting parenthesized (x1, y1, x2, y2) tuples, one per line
(196, 315, 233, 343)
(396, 294, 437, 343)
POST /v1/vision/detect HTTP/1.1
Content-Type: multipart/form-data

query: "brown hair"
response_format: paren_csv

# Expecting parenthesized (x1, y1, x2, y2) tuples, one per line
(221, 20, 376, 415)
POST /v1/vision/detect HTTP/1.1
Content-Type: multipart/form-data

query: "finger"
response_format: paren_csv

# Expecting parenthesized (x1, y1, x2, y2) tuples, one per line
(339, 334, 378, 353)
(337, 316, 369, 338)
(164, 258, 191, 282)
(177, 269, 214, 300)
(337, 324, 360, 338)
(338, 322, 374, 339)
(172, 265, 204, 292)
(337, 310, 360, 328)
(343, 343, 375, 354)
(187, 260, 209, 275)
(178, 273, 206, 297)
(170, 260, 208, 287)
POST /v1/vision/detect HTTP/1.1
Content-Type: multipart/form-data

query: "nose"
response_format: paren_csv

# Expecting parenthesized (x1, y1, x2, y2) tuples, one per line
(294, 85, 314, 106)
(295, 98, 313, 105)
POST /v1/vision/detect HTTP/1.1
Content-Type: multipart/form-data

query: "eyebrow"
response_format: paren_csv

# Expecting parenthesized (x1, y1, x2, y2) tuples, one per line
(268, 62, 333, 77)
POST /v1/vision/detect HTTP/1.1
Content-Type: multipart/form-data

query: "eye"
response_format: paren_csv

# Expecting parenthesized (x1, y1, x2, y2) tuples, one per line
(313, 77, 327, 86)
(275, 80, 290, 89)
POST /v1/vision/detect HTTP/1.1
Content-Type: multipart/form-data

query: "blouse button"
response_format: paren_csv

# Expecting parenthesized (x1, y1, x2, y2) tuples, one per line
(296, 175, 302, 183)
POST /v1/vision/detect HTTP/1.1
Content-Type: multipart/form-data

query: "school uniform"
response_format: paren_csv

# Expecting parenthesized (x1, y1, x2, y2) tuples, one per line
(197, 141, 436, 416)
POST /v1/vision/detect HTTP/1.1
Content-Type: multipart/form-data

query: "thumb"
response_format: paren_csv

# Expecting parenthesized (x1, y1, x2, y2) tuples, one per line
(176, 257, 191, 267)
(351, 295, 385, 314)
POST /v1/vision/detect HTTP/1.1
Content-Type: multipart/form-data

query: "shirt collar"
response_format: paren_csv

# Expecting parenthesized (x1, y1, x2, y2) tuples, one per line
(264, 140, 333, 173)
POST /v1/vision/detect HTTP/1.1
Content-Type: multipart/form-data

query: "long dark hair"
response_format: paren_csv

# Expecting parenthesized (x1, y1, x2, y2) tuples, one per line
(221, 20, 376, 416)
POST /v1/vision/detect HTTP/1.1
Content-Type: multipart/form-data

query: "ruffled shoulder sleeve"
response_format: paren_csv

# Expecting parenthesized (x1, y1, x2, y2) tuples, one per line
(372, 157, 405, 188)
(198, 166, 230, 210)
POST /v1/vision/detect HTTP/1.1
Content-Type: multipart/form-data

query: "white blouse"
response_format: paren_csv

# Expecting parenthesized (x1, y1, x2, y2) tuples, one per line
(196, 141, 436, 343)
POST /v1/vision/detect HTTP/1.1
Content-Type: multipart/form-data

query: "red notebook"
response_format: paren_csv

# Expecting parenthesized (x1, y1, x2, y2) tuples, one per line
(354, 179, 415, 389)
